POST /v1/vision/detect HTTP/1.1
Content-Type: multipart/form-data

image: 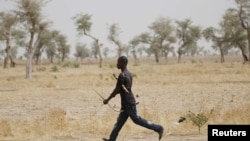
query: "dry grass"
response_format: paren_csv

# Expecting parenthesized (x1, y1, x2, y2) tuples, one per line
(0, 56, 249, 140)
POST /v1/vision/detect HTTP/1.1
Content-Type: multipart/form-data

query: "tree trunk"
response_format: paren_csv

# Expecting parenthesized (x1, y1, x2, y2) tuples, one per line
(61, 48, 65, 62)
(26, 53, 33, 79)
(50, 55, 54, 64)
(118, 46, 122, 57)
(9, 55, 15, 67)
(177, 48, 182, 63)
(35, 55, 39, 65)
(239, 9, 250, 63)
(96, 40, 103, 68)
(178, 53, 182, 63)
(247, 29, 250, 61)
(4, 39, 15, 68)
(238, 43, 248, 64)
(164, 50, 169, 61)
(3, 39, 10, 68)
(26, 27, 42, 79)
(99, 57, 103, 68)
(219, 46, 224, 63)
(132, 50, 137, 60)
(26, 29, 35, 79)
(84, 33, 103, 68)
(154, 51, 159, 63)
(4, 47, 10, 68)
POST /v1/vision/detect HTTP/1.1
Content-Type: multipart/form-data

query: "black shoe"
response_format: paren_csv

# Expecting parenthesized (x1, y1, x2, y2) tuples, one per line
(102, 138, 109, 141)
(158, 127, 164, 140)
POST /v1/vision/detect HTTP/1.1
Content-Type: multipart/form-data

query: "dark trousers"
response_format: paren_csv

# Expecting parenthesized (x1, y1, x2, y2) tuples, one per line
(108, 104, 163, 141)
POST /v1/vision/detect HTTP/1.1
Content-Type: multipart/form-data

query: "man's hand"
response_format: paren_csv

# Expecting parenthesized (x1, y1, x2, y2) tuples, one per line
(103, 99, 109, 105)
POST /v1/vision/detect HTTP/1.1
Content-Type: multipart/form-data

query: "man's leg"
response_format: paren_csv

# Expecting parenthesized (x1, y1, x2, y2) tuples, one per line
(126, 105, 164, 140)
(108, 111, 129, 141)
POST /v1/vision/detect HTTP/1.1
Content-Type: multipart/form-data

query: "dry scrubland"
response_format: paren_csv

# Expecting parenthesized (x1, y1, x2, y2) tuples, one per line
(0, 56, 249, 141)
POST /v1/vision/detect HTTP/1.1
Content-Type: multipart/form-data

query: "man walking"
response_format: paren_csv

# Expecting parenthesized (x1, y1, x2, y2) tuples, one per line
(103, 56, 164, 141)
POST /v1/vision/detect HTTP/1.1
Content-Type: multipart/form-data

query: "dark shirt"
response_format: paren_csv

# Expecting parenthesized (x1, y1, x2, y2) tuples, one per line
(116, 70, 136, 105)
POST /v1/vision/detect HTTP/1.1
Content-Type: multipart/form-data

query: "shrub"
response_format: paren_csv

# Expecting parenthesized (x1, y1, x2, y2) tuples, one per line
(59, 61, 80, 68)
(133, 61, 140, 66)
(72, 62, 80, 68)
(36, 67, 46, 72)
(109, 64, 116, 68)
(187, 109, 213, 133)
(61, 62, 71, 68)
(51, 65, 59, 72)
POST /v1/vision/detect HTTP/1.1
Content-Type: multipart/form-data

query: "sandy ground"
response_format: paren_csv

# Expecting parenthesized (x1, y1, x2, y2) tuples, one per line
(0, 58, 249, 141)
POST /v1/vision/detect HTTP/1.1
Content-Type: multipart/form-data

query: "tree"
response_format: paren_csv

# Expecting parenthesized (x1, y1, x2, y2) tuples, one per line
(132, 32, 150, 57)
(74, 43, 89, 62)
(135, 32, 155, 57)
(133, 18, 176, 63)
(0, 12, 18, 68)
(56, 34, 70, 62)
(162, 44, 175, 60)
(148, 17, 176, 62)
(73, 14, 103, 68)
(102, 47, 109, 58)
(203, 27, 229, 63)
(129, 36, 140, 60)
(45, 30, 58, 64)
(15, 0, 48, 79)
(90, 41, 99, 59)
(38, 30, 70, 64)
(34, 29, 51, 64)
(221, 8, 248, 63)
(108, 23, 123, 57)
(235, 0, 250, 61)
(176, 19, 201, 63)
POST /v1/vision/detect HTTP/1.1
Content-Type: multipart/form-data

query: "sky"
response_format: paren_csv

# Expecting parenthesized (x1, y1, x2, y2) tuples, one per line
(0, 0, 236, 57)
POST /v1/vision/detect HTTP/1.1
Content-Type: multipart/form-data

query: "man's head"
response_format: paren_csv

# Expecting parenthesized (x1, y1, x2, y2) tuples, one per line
(117, 56, 128, 69)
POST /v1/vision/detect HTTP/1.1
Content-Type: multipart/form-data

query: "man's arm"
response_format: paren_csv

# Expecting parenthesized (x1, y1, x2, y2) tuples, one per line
(103, 86, 120, 104)
(103, 73, 124, 104)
